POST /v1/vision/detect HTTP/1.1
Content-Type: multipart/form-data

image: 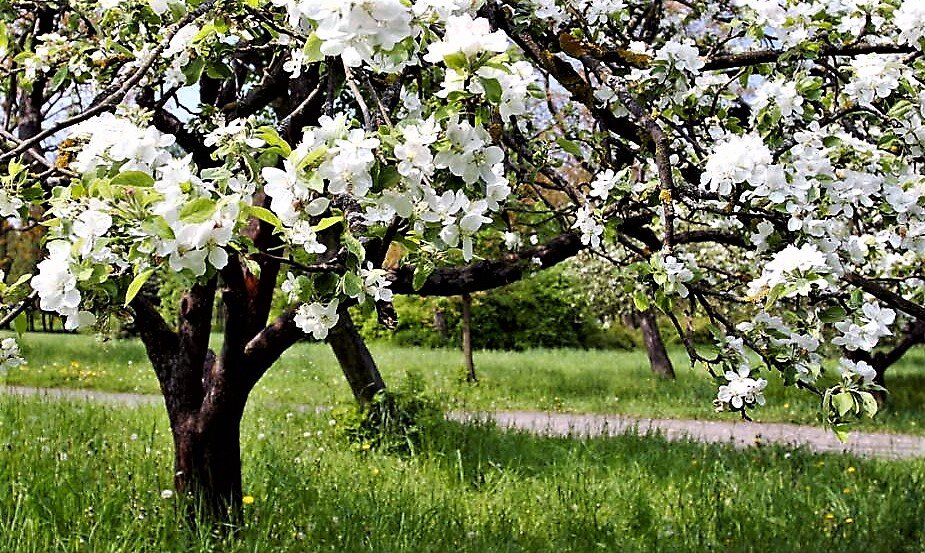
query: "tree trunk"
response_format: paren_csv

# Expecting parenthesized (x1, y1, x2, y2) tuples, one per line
(433, 308, 448, 342)
(638, 307, 675, 379)
(461, 293, 476, 383)
(171, 407, 244, 523)
(328, 308, 386, 404)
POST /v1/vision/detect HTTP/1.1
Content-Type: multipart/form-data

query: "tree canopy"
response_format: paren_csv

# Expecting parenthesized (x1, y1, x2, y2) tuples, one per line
(3, 0, 925, 512)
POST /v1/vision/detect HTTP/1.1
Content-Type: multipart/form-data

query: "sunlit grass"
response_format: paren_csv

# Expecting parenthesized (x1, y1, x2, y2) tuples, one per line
(1, 396, 924, 552)
(5, 332, 925, 434)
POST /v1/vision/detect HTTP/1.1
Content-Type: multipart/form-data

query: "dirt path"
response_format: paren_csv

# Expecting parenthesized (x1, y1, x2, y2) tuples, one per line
(6, 385, 925, 460)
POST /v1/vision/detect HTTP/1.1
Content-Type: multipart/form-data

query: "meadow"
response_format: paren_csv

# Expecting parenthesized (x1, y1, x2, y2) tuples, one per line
(2, 395, 925, 552)
(6, 332, 925, 434)
(3, 333, 925, 551)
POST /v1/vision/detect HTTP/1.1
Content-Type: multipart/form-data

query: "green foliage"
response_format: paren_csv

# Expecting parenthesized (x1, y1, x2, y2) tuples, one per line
(331, 372, 442, 455)
(354, 267, 637, 351)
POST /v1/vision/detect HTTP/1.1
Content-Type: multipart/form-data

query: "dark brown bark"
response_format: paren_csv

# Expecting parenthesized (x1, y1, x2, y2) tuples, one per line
(390, 232, 583, 296)
(172, 403, 245, 523)
(638, 308, 675, 379)
(132, 275, 256, 525)
(327, 308, 386, 404)
(434, 308, 448, 341)
(461, 294, 477, 383)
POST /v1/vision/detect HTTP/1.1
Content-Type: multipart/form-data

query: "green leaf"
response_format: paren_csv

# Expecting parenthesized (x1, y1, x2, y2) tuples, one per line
(822, 135, 842, 149)
(124, 268, 155, 307)
(443, 52, 468, 71)
(256, 126, 292, 157)
(818, 305, 847, 324)
(343, 233, 365, 262)
(304, 32, 324, 63)
(8, 273, 31, 291)
(632, 291, 650, 311)
(201, 167, 233, 181)
(375, 165, 401, 190)
(764, 283, 785, 309)
(479, 77, 503, 103)
(179, 197, 217, 223)
(13, 313, 26, 337)
(341, 272, 364, 298)
(246, 205, 282, 228)
(833, 392, 855, 417)
(858, 391, 879, 418)
(412, 259, 435, 291)
(206, 62, 233, 79)
(833, 424, 851, 443)
(314, 215, 343, 232)
(556, 137, 583, 158)
(654, 291, 671, 314)
(50, 66, 69, 90)
(111, 171, 155, 188)
(182, 57, 206, 85)
(302, 146, 328, 169)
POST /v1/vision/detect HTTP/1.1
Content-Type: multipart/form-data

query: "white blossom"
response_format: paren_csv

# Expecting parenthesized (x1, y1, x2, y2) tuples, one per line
(717, 366, 768, 409)
(294, 300, 341, 340)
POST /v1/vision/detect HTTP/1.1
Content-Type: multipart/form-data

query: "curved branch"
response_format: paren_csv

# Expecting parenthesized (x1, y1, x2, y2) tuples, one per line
(390, 232, 583, 296)
(843, 272, 925, 321)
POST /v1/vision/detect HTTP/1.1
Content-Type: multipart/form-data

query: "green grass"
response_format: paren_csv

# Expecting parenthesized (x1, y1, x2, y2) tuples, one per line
(5, 332, 925, 434)
(2, 396, 924, 552)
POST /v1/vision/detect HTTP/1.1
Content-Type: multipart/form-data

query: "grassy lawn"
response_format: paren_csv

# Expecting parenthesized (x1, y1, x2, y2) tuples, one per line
(5, 332, 925, 434)
(1, 396, 924, 552)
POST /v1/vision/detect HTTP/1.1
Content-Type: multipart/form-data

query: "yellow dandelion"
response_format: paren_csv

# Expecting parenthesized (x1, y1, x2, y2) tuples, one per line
(242, 495, 255, 505)
(845, 518, 854, 524)
(847, 466, 856, 474)
(824, 513, 835, 520)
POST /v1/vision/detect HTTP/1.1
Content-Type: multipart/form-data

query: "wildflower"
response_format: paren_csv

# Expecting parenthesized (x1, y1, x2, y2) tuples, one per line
(160, 489, 174, 499)
(242, 495, 255, 505)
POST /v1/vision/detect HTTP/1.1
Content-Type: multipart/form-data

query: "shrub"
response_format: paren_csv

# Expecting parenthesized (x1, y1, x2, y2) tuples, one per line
(331, 372, 443, 454)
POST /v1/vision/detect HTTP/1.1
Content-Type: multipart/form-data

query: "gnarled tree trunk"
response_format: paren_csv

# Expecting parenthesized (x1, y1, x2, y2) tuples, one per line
(171, 404, 245, 521)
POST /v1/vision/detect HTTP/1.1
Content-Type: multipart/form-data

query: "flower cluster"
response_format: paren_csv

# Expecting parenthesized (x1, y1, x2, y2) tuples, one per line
(651, 252, 695, 298)
(832, 302, 896, 352)
(701, 133, 772, 197)
(716, 366, 768, 410)
(294, 299, 340, 340)
(0, 337, 24, 374)
(272, 0, 415, 72)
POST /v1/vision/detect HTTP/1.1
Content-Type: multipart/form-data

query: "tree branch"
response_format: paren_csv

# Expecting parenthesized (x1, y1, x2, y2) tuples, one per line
(0, 0, 218, 163)
(843, 272, 925, 321)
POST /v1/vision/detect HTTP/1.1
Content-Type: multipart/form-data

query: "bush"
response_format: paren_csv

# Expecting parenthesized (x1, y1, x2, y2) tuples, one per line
(352, 267, 625, 351)
(331, 372, 443, 454)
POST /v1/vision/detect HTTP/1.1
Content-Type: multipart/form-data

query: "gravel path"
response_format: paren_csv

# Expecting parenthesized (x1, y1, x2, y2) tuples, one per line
(6, 385, 925, 460)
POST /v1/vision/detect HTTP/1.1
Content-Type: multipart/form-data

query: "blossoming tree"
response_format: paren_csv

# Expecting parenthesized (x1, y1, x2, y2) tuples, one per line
(4, 0, 925, 522)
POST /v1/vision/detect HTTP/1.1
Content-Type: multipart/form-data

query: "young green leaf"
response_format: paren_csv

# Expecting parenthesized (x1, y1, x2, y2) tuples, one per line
(124, 268, 156, 307)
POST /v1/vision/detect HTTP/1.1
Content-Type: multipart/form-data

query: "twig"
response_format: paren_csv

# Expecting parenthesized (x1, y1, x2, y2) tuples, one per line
(0, 291, 37, 328)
